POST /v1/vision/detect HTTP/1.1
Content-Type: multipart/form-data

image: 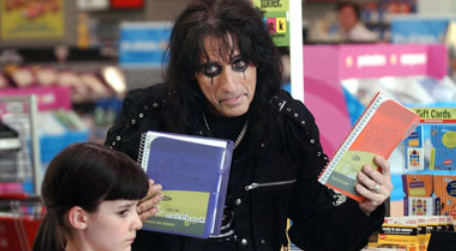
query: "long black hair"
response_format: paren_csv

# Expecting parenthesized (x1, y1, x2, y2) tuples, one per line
(163, 0, 282, 141)
(33, 142, 149, 251)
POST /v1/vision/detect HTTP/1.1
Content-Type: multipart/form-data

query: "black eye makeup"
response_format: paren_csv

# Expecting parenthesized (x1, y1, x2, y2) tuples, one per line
(232, 58, 248, 72)
(201, 62, 222, 78)
(199, 56, 250, 82)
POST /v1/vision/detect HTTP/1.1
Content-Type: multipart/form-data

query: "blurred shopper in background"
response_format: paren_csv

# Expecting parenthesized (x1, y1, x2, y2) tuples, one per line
(337, 1, 379, 42)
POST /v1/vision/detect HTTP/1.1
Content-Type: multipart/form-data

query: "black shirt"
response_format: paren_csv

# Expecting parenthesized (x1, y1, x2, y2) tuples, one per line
(106, 84, 385, 251)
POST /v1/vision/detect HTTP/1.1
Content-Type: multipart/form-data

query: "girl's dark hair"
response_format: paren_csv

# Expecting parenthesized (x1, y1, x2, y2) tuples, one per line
(33, 142, 149, 251)
(164, 0, 282, 141)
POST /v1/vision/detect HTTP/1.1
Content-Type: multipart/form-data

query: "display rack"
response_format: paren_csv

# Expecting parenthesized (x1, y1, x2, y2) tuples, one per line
(0, 95, 43, 251)
(0, 95, 41, 196)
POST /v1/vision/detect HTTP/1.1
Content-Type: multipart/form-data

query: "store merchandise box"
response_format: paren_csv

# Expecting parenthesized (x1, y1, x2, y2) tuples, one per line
(377, 217, 419, 250)
(402, 174, 433, 197)
(404, 197, 440, 216)
(433, 175, 456, 219)
(430, 125, 456, 170)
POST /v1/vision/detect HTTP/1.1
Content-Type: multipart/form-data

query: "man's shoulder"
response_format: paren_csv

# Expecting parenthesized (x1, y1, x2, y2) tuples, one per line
(123, 83, 166, 111)
(270, 90, 308, 114)
(269, 90, 314, 126)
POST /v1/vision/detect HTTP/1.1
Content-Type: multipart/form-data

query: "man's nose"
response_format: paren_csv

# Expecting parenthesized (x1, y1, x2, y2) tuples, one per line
(220, 67, 237, 93)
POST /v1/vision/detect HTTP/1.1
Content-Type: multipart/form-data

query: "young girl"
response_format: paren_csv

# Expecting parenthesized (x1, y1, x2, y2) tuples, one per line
(33, 142, 149, 251)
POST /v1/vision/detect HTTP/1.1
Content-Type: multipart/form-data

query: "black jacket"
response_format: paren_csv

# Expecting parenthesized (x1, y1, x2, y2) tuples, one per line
(105, 84, 385, 251)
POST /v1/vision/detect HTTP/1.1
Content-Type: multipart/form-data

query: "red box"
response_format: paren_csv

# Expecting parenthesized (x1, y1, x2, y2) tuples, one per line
(111, 0, 144, 9)
(0, 216, 41, 251)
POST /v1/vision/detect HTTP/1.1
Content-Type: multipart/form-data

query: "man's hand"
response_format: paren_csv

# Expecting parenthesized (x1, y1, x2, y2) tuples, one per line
(137, 179, 163, 220)
(355, 156, 393, 216)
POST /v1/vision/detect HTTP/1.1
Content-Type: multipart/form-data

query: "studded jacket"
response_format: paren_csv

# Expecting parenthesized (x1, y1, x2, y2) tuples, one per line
(105, 84, 385, 251)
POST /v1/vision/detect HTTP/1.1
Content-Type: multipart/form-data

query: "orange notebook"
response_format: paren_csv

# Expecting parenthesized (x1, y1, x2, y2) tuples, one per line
(318, 92, 420, 201)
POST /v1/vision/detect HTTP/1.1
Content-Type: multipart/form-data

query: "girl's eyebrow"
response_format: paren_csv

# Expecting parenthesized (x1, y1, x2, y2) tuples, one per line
(117, 202, 136, 209)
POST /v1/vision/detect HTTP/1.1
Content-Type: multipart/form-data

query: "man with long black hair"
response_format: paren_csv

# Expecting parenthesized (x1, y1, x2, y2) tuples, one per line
(106, 0, 392, 250)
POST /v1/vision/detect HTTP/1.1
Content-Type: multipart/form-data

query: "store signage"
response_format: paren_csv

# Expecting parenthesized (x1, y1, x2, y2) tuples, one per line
(349, 52, 427, 69)
(391, 18, 451, 43)
(253, 0, 290, 46)
(0, 86, 72, 111)
(355, 54, 387, 68)
(119, 22, 172, 68)
(254, 0, 288, 12)
(339, 44, 447, 80)
(0, 0, 65, 40)
(411, 108, 456, 123)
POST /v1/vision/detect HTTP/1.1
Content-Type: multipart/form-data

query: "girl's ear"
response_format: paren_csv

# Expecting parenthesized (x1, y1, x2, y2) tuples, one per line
(67, 206, 89, 230)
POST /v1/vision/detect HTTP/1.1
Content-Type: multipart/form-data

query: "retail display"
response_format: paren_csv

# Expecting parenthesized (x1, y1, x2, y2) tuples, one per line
(0, 96, 40, 195)
(433, 175, 456, 219)
(0, 65, 126, 103)
(431, 125, 456, 170)
(404, 197, 440, 216)
(368, 216, 455, 251)
(404, 126, 424, 171)
(0, 117, 21, 151)
(318, 92, 420, 201)
(402, 174, 433, 198)
(138, 131, 233, 238)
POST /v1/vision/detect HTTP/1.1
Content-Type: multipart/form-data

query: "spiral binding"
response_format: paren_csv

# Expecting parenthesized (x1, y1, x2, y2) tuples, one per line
(318, 93, 385, 184)
(137, 132, 150, 171)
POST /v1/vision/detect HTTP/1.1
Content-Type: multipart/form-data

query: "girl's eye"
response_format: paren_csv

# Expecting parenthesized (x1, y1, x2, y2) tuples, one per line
(232, 59, 248, 72)
(202, 63, 222, 77)
(118, 210, 129, 217)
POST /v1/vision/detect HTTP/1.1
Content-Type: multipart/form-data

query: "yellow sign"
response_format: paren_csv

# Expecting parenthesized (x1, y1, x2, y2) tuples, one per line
(411, 108, 456, 123)
(1, 0, 65, 40)
(276, 17, 286, 33)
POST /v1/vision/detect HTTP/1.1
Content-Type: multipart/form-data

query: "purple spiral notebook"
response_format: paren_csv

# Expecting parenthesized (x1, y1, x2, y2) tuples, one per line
(138, 131, 233, 238)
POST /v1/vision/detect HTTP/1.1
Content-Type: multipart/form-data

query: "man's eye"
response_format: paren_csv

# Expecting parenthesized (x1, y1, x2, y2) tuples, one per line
(203, 64, 222, 77)
(232, 59, 248, 72)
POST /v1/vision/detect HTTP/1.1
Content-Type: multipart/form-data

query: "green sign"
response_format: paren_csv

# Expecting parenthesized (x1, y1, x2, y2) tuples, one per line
(253, 0, 289, 12)
(253, 0, 290, 46)
(411, 108, 456, 123)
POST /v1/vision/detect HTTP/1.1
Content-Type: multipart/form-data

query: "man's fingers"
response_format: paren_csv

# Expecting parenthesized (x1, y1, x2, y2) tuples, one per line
(375, 156, 391, 178)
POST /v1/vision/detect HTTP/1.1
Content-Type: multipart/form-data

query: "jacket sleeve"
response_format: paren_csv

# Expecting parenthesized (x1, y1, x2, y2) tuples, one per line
(276, 92, 385, 251)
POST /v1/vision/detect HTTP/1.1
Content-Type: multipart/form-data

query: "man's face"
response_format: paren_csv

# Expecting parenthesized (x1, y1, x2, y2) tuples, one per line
(195, 36, 257, 117)
(338, 6, 358, 32)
